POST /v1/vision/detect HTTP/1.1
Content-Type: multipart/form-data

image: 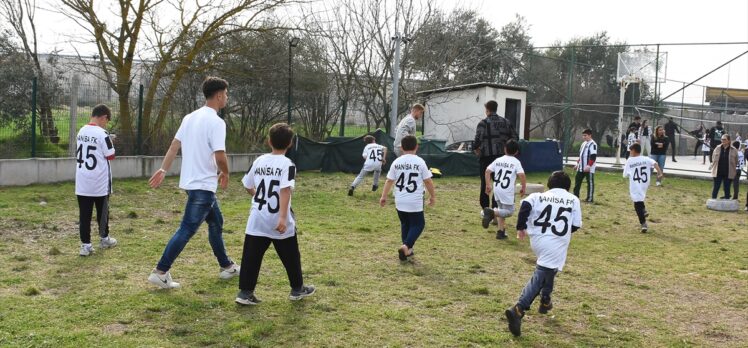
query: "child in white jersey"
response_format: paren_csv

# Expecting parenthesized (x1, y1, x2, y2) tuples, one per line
(505, 171, 582, 337)
(348, 135, 387, 196)
(75, 104, 118, 256)
(235, 123, 315, 305)
(481, 140, 527, 240)
(573, 128, 597, 202)
(623, 143, 663, 233)
(379, 135, 436, 261)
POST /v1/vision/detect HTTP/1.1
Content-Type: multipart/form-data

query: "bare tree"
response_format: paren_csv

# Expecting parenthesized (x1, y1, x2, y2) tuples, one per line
(1, 0, 61, 143)
(58, 0, 293, 153)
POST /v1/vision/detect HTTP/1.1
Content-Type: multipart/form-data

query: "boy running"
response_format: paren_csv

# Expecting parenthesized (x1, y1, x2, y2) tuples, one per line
(505, 171, 582, 337)
(348, 135, 387, 195)
(379, 135, 436, 261)
(481, 140, 526, 240)
(75, 104, 117, 256)
(236, 123, 315, 305)
(623, 143, 663, 233)
(573, 129, 597, 202)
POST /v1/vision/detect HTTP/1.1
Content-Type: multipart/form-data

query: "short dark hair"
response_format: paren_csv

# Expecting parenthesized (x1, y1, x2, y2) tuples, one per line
(547, 171, 571, 190)
(732, 141, 740, 149)
(484, 100, 498, 113)
(401, 135, 418, 151)
(202, 76, 229, 99)
(634, 116, 641, 120)
(504, 139, 519, 155)
(582, 128, 592, 135)
(363, 135, 375, 144)
(91, 104, 111, 120)
(630, 143, 641, 154)
(268, 123, 294, 150)
(716, 121, 722, 126)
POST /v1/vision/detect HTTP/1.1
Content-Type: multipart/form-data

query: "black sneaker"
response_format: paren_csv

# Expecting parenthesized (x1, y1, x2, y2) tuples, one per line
(235, 290, 261, 306)
(641, 223, 648, 233)
(347, 187, 354, 196)
(372, 185, 378, 192)
(496, 230, 507, 240)
(398, 248, 407, 261)
(505, 305, 524, 337)
(538, 298, 553, 314)
(481, 207, 494, 229)
(289, 285, 316, 301)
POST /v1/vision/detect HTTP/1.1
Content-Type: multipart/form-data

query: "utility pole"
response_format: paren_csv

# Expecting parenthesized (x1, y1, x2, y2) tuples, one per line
(390, 33, 410, 136)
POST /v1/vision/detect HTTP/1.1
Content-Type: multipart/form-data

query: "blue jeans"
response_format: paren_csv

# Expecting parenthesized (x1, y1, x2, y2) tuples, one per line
(156, 190, 232, 272)
(517, 265, 557, 310)
(397, 210, 425, 249)
(650, 154, 666, 172)
(712, 177, 732, 199)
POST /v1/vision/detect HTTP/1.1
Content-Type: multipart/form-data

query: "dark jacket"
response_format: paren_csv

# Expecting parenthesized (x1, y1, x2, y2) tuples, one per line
(650, 135, 670, 155)
(473, 114, 518, 158)
(664, 121, 680, 135)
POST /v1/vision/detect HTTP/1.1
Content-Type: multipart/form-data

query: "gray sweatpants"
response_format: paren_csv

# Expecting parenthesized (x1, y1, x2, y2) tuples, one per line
(351, 168, 381, 189)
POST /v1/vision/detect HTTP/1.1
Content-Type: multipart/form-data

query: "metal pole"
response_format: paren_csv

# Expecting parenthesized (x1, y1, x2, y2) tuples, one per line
(31, 77, 37, 157)
(68, 75, 80, 156)
(653, 44, 660, 120)
(137, 84, 144, 155)
(615, 81, 628, 166)
(562, 46, 575, 161)
(287, 43, 293, 125)
(390, 33, 402, 136)
(339, 102, 346, 137)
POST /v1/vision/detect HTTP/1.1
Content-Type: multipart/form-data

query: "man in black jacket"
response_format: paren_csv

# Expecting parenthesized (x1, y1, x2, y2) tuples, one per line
(708, 121, 726, 163)
(474, 100, 519, 211)
(664, 117, 681, 162)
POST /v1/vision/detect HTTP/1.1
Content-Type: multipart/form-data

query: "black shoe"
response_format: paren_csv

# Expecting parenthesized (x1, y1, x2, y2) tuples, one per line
(538, 298, 553, 314)
(641, 223, 648, 233)
(721, 196, 731, 200)
(481, 207, 494, 229)
(372, 185, 378, 192)
(398, 248, 407, 261)
(505, 305, 524, 337)
(235, 290, 262, 305)
(643, 210, 649, 218)
(496, 230, 507, 240)
(347, 187, 354, 196)
(289, 285, 316, 301)
(672, 159, 677, 162)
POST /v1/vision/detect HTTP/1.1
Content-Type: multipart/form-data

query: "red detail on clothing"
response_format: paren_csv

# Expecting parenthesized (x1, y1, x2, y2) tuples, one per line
(106, 155, 116, 160)
(587, 160, 595, 166)
(87, 122, 97, 126)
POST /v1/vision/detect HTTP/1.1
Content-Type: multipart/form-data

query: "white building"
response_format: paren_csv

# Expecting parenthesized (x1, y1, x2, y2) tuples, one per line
(417, 82, 528, 145)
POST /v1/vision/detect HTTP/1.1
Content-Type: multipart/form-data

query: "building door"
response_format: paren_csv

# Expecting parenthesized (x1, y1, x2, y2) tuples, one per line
(505, 99, 521, 135)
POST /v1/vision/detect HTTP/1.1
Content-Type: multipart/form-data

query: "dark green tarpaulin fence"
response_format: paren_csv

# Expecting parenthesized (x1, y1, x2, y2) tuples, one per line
(287, 129, 562, 176)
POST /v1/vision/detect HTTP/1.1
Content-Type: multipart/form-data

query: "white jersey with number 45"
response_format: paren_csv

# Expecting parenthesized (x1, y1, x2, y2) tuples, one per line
(623, 156, 656, 202)
(521, 188, 582, 270)
(75, 124, 115, 197)
(242, 154, 296, 239)
(362, 143, 385, 171)
(386, 154, 432, 212)
(487, 155, 524, 205)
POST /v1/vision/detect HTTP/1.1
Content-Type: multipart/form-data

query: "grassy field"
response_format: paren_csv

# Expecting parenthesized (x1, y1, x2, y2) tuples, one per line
(0, 170, 747, 347)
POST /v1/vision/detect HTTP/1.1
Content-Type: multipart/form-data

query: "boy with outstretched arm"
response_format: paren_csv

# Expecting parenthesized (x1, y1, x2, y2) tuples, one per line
(505, 171, 582, 337)
(481, 140, 526, 240)
(623, 143, 663, 233)
(348, 135, 387, 196)
(379, 135, 436, 261)
(235, 123, 315, 305)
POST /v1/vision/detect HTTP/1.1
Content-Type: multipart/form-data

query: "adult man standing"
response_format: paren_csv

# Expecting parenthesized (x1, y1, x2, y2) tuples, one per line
(664, 117, 681, 162)
(393, 104, 424, 157)
(147, 76, 240, 289)
(708, 121, 726, 163)
(473, 100, 519, 210)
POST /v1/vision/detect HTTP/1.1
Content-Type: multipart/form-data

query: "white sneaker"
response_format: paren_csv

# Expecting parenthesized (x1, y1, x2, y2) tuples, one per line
(148, 271, 181, 289)
(79, 244, 94, 256)
(100, 236, 118, 249)
(219, 263, 240, 280)
(655, 180, 662, 187)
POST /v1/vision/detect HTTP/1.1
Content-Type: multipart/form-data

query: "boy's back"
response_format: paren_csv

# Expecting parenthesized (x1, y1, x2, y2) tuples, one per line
(488, 155, 524, 205)
(386, 154, 432, 212)
(242, 154, 297, 238)
(362, 143, 385, 170)
(521, 189, 582, 271)
(623, 156, 656, 202)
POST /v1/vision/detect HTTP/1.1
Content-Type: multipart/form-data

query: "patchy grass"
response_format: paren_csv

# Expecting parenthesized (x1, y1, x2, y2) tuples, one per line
(0, 170, 746, 347)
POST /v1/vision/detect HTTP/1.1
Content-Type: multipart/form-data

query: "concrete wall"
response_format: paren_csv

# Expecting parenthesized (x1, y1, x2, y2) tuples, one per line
(0, 154, 260, 187)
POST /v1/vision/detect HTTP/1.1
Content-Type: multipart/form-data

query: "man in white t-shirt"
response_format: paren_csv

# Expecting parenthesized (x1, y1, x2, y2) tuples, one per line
(505, 171, 582, 337)
(623, 143, 663, 233)
(235, 123, 315, 305)
(393, 104, 424, 157)
(573, 128, 597, 202)
(348, 135, 388, 196)
(75, 104, 117, 256)
(380, 135, 436, 261)
(147, 77, 239, 289)
(481, 140, 526, 240)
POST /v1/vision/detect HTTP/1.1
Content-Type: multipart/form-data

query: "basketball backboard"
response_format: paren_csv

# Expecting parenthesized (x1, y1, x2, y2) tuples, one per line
(617, 52, 667, 83)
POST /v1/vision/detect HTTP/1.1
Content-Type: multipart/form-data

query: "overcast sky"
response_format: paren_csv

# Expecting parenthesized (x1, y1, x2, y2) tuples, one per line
(28, 0, 748, 103)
